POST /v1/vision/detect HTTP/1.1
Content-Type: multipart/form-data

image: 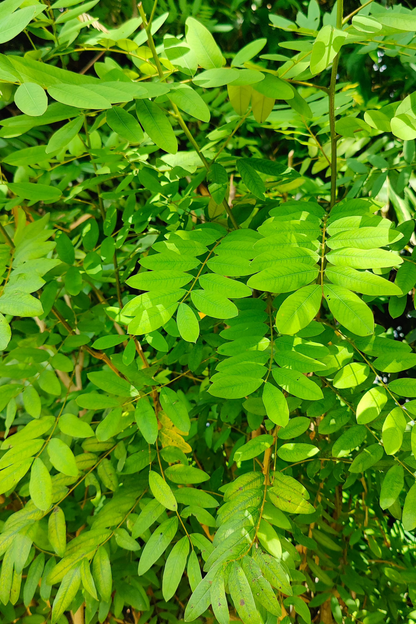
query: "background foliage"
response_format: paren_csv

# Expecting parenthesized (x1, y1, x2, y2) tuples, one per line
(2, 1, 416, 623)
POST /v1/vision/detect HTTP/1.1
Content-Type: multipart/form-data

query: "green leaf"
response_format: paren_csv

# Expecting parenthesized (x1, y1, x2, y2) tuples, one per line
(349, 443, 383, 473)
(229, 561, 263, 624)
(162, 535, 190, 601)
(403, 484, 416, 531)
(310, 25, 347, 75)
(252, 73, 294, 99)
(23, 385, 41, 419)
(251, 90, 275, 123)
(80, 558, 98, 600)
(277, 443, 318, 462)
(177, 303, 200, 343)
(268, 473, 314, 514)
(48, 84, 111, 109)
(184, 575, 213, 621)
(149, 471, 178, 511)
(138, 516, 178, 575)
(326, 266, 402, 296)
(326, 248, 402, 269)
(209, 374, 264, 400)
(160, 387, 190, 433)
(51, 566, 81, 624)
(276, 285, 322, 335)
(24, 554, 45, 607)
(165, 464, 209, 484)
(47, 438, 78, 477)
(92, 546, 112, 602)
(382, 407, 406, 455)
(272, 368, 323, 401)
(210, 571, 229, 624)
(106, 106, 144, 143)
(356, 387, 388, 424)
(234, 435, 274, 462)
(262, 383, 289, 427)
(388, 378, 416, 397)
(0, 6, 38, 44)
(380, 464, 404, 509)
(48, 507, 67, 557)
(59, 414, 94, 438)
(332, 425, 367, 458)
(191, 290, 238, 319)
(88, 370, 132, 397)
(257, 519, 282, 558)
(136, 100, 178, 154)
(241, 556, 281, 616)
(29, 458, 52, 511)
(333, 363, 370, 389)
(248, 263, 319, 293)
(236, 159, 265, 199)
(0, 313, 11, 351)
(15, 83, 47, 117)
(324, 284, 374, 337)
(185, 17, 225, 69)
(327, 227, 402, 250)
(7, 182, 61, 203)
(169, 85, 210, 122)
(232, 38, 267, 66)
(0, 290, 43, 317)
(135, 398, 158, 444)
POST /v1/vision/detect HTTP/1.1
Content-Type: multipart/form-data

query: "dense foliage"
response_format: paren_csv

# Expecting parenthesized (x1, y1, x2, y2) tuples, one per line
(3, 1, 416, 623)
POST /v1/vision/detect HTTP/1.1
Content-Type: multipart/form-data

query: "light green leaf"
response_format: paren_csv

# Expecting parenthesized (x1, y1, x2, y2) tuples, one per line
(332, 425, 367, 458)
(169, 84, 210, 122)
(48, 507, 67, 558)
(165, 464, 209, 484)
(272, 368, 323, 401)
(59, 414, 94, 438)
(7, 182, 61, 203)
(210, 571, 229, 624)
(138, 516, 178, 575)
(324, 284, 374, 337)
(232, 38, 267, 66)
(382, 407, 406, 455)
(135, 398, 158, 444)
(160, 387, 190, 433)
(136, 100, 178, 154)
(333, 363, 370, 389)
(310, 25, 347, 75)
(30, 458, 52, 511)
(209, 374, 264, 400)
(234, 435, 274, 462)
(252, 73, 294, 99)
(263, 383, 289, 427)
(149, 471, 177, 511)
(241, 556, 281, 616)
(277, 443, 318, 462)
(356, 387, 388, 424)
(48, 84, 111, 109)
(326, 248, 402, 269)
(349, 443, 384, 473)
(0, 6, 38, 44)
(388, 378, 416, 397)
(162, 535, 190, 601)
(185, 17, 225, 69)
(268, 473, 314, 514)
(326, 266, 402, 296)
(276, 284, 322, 335)
(51, 566, 81, 624)
(47, 438, 78, 477)
(403, 484, 416, 531)
(177, 303, 200, 343)
(23, 385, 41, 419)
(93, 546, 112, 602)
(191, 290, 238, 320)
(380, 464, 404, 509)
(229, 561, 263, 624)
(107, 106, 144, 143)
(0, 313, 11, 351)
(80, 558, 98, 600)
(327, 227, 402, 250)
(0, 290, 43, 317)
(15, 83, 47, 117)
(248, 263, 319, 293)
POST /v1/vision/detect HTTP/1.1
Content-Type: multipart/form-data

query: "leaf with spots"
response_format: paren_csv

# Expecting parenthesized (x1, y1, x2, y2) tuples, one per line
(229, 561, 263, 624)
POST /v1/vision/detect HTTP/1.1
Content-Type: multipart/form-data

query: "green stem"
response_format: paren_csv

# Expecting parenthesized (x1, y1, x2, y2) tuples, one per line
(329, 0, 344, 210)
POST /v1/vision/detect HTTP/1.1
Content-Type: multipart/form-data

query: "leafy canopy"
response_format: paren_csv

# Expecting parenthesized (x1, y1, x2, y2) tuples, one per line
(2, 1, 416, 624)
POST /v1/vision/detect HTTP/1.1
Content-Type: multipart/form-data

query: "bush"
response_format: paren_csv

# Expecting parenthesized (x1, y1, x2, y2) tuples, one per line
(1, 1, 416, 623)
